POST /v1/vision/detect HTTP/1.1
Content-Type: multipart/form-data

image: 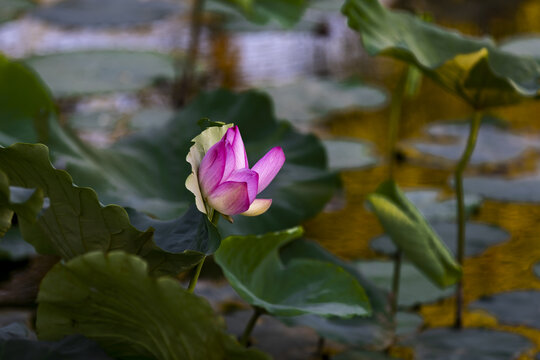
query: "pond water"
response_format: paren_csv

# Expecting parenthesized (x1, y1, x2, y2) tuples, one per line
(2, 0, 540, 359)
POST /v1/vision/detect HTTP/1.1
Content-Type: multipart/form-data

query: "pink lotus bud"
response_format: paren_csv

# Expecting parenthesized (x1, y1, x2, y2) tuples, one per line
(186, 125, 285, 218)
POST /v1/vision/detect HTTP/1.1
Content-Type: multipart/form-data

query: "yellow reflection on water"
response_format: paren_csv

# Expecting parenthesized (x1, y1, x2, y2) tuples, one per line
(304, 62, 540, 356)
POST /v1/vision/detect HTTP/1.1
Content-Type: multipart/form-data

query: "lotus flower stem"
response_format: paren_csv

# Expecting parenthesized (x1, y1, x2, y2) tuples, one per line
(391, 250, 402, 316)
(454, 111, 482, 329)
(187, 211, 220, 293)
(240, 306, 265, 347)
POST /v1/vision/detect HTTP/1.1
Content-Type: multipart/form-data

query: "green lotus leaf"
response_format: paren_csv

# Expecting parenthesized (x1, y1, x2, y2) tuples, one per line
(37, 251, 269, 360)
(214, 227, 371, 317)
(342, 0, 540, 109)
(54, 89, 339, 236)
(277, 239, 393, 349)
(0, 323, 114, 360)
(366, 180, 461, 288)
(0, 143, 218, 275)
(0, 54, 54, 146)
(209, 0, 308, 27)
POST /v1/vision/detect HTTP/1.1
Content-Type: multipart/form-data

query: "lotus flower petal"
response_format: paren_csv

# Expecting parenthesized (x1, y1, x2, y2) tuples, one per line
(199, 140, 228, 195)
(225, 126, 249, 169)
(207, 181, 251, 215)
(225, 168, 259, 203)
(252, 147, 285, 194)
(241, 199, 272, 216)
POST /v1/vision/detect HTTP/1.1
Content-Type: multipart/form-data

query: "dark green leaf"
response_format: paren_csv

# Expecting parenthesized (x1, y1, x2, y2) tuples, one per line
(366, 180, 461, 288)
(25, 51, 176, 97)
(278, 239, 392, 349)
(0, 143, 216, 275)
(215, 227, 370, 317)
(37, 251, 269, 360)
(54, 89, 339, 236)
(342, 0, 540, 108)
(0, 54, 54, 146)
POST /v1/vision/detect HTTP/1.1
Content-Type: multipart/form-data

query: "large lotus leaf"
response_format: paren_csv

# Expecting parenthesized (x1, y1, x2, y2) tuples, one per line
(209, 0, 308, 27)
(0, 323, 113, 360)
(0, 0, 34, 23)
(214, 227, 370, 317)
(25, 51, 176, 97)
(32, 0, 182, 28)
(366, 180, 461, 288)
(37, 251, 269, 360)
(400, 328, 533, 360)
(277, 238, 392, 348)
(0, 143, 218, 276)
(371, 222, 508, 258)
(55, 89, 339, 236)
(342, 0, 540, 108)
(0, 54, 54, 146)
(0, 227, 36, 261)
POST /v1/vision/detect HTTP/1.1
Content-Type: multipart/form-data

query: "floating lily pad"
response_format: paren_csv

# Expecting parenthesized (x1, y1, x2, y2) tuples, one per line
(534, 262, 540, 279)
(342, 0, 540, 109)
(357, 261, 454, 307)
(37, 251, 269, 360)
(215, 227, 370, 317)
(0, 0, 34, 23)
(32, 0, 182, 28)
(25, 51, 176, 97)
(408, 119, 540, 165)
(470, 291, 540, 328)
(266, 78, 387, 124)
(400, 328, 533, 360)
(322, 139, 378, 170)
(501, 36, 540, 61)
(371, 222, 508, 258)
(404, 189, 482, 223)
(462, 174, 540, 203)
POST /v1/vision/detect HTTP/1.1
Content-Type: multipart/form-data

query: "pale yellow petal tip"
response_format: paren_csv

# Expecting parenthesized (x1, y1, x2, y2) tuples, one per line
(241, 199, 272, 217)
(185, 173, 206, 214)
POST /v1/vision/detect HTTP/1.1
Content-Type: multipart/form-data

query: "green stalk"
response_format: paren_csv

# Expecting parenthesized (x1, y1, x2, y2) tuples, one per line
(390, 250, 402, 316)
(187, 210, 220, 293)
(453, 111, 482, 329)
(240, 307, 264, 347)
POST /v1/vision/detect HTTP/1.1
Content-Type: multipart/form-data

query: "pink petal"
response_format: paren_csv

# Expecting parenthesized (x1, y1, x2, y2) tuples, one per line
(225, 126, 249, 169)
(241, 199, 272, 216)
(199, 140, 227, 196)
(251, 147, 285, 194)
(224, 168, 259, 203)
(207, 181, 251, 216)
